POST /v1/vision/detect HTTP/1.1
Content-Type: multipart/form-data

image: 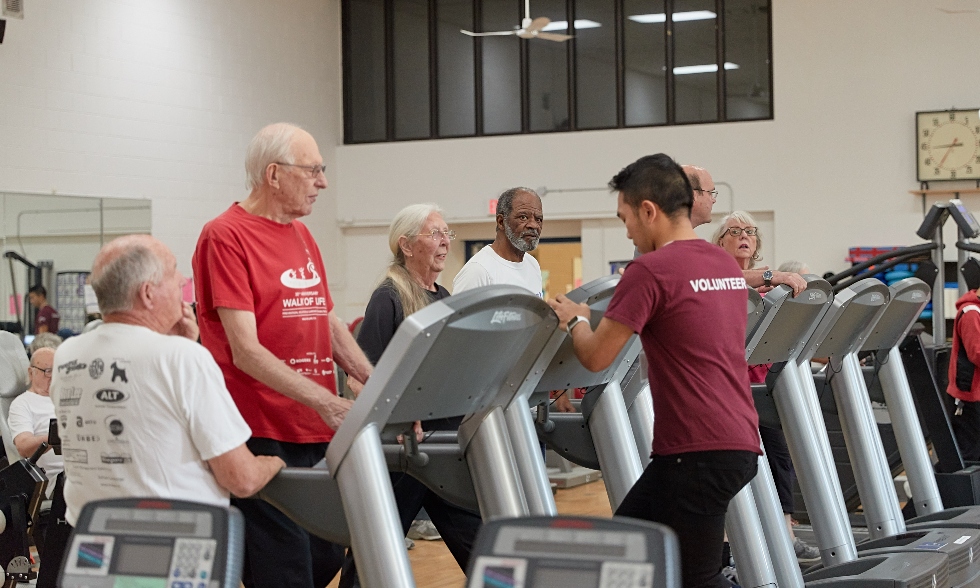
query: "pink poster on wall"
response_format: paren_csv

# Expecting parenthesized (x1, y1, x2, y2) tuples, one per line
(8, 294, 23, 316)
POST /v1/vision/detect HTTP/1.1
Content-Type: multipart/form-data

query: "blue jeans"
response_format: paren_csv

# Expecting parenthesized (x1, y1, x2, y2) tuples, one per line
(615, 450, 758, 588)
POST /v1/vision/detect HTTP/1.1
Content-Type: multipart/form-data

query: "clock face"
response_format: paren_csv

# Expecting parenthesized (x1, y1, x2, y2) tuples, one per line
(917, 110, 980, 181)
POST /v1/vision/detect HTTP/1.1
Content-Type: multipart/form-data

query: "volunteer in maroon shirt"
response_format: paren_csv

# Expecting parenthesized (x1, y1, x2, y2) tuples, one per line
(193, 123, 374, 588)
(549, 153, 761, 588)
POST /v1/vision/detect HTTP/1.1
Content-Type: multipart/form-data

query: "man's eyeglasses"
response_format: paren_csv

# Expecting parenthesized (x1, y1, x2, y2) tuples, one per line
(696, 188, 719, 201)
(274, 162, 327, 178)
(723, 226, 758, 237)
(411, 229, 457, 241)
(30, 365, 53, 376)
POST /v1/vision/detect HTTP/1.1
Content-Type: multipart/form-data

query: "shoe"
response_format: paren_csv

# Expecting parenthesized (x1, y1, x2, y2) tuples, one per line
(404, 537, 415, 550)
(721, 565, 739, 586)
(793, 537, 821, 563)
(407, 519, 442, 541)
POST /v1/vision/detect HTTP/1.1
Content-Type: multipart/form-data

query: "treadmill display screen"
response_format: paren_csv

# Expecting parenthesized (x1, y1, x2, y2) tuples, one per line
(105, 519, 196, 535)
(532, 567, 598, 587)
(113, 541, 173, 576)
(513, 539, 626, 557)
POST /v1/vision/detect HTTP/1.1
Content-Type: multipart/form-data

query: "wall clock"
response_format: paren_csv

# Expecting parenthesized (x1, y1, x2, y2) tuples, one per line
(916, 109, 980, 181)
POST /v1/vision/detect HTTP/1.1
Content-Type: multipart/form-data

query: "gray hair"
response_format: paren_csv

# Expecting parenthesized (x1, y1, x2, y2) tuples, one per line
(28, 332, 62, 356)
(496, 187, 538, 220)
(91, 244, 165, 315)
(384, 203, 445, 318)
(711, 210, 763, 268)
(245, 123, 299, 190)
(778, 260, 810, 274)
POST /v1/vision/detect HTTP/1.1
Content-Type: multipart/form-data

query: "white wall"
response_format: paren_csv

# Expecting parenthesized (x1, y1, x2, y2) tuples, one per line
(334, 0, 980, 316)
(0, 0, 344, 292)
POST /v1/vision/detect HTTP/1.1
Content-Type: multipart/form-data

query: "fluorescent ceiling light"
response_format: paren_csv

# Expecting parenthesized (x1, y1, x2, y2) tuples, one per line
(541, 19, 601, 31)
(673, 62, 739, 75)
(628, 11, 716, 24)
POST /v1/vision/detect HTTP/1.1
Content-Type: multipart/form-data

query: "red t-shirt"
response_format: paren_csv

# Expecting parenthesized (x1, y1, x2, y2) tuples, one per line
(604, 239, 761, 456)
(35, 305, 59, 334)
(193, 204, 337, 443)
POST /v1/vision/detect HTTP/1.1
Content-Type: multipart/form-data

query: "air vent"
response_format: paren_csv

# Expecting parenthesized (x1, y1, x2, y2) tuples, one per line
(2, 0, 23, 20)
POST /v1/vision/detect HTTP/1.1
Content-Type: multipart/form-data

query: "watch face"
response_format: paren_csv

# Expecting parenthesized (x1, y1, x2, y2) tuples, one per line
(917, 109, 980, 181)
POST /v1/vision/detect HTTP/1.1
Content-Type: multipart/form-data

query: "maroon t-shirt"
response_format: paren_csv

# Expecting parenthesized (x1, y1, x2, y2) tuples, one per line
(605, 239, 761, 456)
(35, 305, 59, 334)
(193, 204, 338, 444)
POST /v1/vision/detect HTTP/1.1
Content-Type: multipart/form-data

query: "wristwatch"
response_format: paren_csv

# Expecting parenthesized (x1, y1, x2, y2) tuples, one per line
(566, 315, 590, 333)
(762, 269, 773, 288)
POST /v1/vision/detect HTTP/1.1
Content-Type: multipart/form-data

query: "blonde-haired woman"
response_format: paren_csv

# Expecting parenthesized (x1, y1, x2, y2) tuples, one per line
(342, 203, 481, 588)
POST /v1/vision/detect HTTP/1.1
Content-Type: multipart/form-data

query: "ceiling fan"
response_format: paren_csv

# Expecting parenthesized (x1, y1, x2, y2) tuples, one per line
(461, 0, 573, 42)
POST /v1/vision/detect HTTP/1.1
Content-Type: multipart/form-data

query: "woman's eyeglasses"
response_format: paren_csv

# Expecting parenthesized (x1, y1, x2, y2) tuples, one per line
(411, 230, 456, 241)
(724, 227, 758, 237)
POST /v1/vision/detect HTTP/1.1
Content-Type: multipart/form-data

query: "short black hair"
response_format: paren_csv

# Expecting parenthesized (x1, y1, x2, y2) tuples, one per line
(29, 285, 46, 298)
(497, 187, 538, 219)
(609, 154, 693, 219)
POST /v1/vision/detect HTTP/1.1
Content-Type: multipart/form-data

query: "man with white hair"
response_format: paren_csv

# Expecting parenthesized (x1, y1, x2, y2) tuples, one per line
(193, 123, 374, 588)
(51, 235, 284, 528)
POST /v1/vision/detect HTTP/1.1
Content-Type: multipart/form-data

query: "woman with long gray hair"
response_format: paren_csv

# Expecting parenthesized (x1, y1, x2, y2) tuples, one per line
(340, 203, 482, 588)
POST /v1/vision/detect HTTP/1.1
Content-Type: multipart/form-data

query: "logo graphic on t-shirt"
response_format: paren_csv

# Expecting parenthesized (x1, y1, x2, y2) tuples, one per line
(63, 449, 88, 464)
(59, 387, 83, 406)
(58, 360, 87, 375)
(88, 359, 104, 380)
(110, 362, 127, 383)
(105, 417, 123, 436)
(95, 389, 127, 403)
(100, 452, 131, 464)
(280, 260, 321, 289)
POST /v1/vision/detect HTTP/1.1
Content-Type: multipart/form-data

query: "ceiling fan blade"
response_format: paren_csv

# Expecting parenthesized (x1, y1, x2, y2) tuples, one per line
(460, 29, 519, 36)
(535, 31, 573, 42)
(526, 16, 551, 33)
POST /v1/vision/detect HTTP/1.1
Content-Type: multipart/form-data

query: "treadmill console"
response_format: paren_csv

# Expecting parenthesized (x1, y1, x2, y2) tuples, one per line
(916, 201, 949, 239)
(467, 515, 678, 588)
(60, 498, 244, 588)
(948, 198, 980, 238)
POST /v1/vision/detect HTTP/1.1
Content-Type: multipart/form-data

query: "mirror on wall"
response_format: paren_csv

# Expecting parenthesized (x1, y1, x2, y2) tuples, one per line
(0, 192, 152, 337)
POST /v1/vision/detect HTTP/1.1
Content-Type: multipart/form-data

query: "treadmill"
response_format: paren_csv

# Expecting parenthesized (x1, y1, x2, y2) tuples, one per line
(258, 285, 560, 588)
(751, 277, 950, 586)
(530, 275, 645, 511)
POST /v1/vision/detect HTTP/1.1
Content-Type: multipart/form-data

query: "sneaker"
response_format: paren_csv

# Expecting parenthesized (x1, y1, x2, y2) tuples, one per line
(407, 519, 442, 541)
(404, 537, 415, 550)
(793, 537, 821, 563)
(721, 565, 739, 586)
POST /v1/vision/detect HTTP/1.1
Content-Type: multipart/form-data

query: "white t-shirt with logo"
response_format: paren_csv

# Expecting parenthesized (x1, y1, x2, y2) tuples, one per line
(51, 323, 252, 526)
(8, 390, 64, 496)
(452, 245, 544, 297)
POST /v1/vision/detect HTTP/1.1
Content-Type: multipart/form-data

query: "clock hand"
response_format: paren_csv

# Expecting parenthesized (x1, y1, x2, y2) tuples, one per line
(933, 141, 965, 149)
(938, 138, 959, 168)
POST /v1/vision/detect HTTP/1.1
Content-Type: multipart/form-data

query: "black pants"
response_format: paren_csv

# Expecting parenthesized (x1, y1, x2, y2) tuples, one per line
(759, 426, 795, 514)
(947, 395, 980, 461)
(615, 450, 758, 588)
(235, 438, 346, 588)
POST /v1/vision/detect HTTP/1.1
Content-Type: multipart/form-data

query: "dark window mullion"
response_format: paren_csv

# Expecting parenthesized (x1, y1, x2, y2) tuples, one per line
(429, 0, 439, 138)
(341, 0, 354, 143)
(665, 0, 675, 125)
(474, 0, 484, 135)
(519, 5, 530, 133)
(716, 0, 725, 121)
(384, 0, 395, 141)
(614, 0, 624, 127)
(566, 0, 576, 131)
(766, 0, 774, 118)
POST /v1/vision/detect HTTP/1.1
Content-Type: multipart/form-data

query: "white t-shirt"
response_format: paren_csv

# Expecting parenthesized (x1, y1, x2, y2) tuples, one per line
(452, 245, 544, 297)
(8, 391, 64, 496)
(50, 323, 252, 526)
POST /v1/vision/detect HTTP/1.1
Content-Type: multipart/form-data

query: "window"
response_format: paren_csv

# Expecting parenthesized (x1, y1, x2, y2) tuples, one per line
(342, 0, 772, 143)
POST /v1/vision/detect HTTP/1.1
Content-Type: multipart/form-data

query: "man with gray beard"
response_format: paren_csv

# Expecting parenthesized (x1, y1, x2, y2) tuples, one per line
(453, 187, 544, 297)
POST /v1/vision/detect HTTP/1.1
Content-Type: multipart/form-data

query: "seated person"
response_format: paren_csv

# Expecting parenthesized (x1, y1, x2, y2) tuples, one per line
(50, 234, 285, 527)
(8, 347, 63, 498)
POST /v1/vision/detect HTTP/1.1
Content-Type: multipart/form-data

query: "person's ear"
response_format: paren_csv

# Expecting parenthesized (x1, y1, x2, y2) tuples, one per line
(640, 200, 658, 224)
(137, 281, 154, 310)
(265, 163, 280, 189)
(398, 236, 413, 258)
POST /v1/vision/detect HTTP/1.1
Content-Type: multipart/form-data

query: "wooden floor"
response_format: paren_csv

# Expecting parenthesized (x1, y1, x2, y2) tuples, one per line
(326, 479, 613, 588)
